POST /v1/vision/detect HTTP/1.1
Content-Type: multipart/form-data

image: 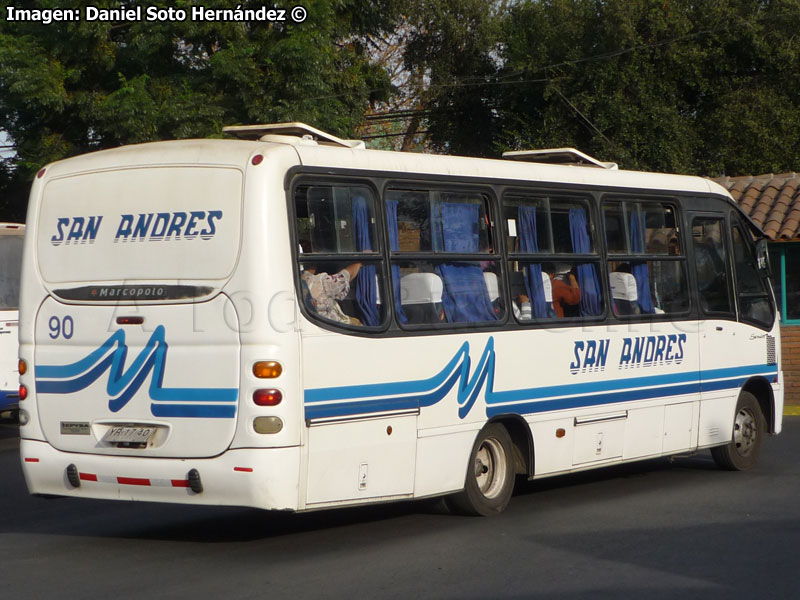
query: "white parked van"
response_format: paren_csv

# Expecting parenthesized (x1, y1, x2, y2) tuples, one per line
(0, 223, 24, 419)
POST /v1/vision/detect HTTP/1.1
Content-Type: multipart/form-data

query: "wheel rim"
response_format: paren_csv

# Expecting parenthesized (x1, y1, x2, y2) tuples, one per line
(733, 407, 758, 457)
(473, 437, 507, 499)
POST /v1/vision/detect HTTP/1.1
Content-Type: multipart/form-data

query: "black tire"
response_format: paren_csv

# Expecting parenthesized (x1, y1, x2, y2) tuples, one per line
(446, 423, 515, 516)
(711, 391, 765, 471)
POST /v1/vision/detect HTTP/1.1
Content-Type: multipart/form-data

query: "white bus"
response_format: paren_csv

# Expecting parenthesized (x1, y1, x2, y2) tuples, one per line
(18, 124, 782, 515)
(0, 223, 24, 420)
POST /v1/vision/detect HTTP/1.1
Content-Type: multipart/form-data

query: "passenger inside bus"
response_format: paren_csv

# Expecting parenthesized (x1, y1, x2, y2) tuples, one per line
(512, 270, 554, 320)
(542, 262, 581, 318)
(300, 262, 364, 326)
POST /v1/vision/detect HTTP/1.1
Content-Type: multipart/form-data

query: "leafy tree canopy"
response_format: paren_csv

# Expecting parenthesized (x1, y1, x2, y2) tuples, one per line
(0, 0, 399, 219)
(4, 0, 800, 220)
(412, 0, 800, 176)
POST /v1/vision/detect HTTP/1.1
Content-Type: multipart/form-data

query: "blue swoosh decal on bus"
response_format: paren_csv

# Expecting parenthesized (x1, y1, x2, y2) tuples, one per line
(35, 326, 238, 418)
(304, 338, 496, 420)
(304, 337, 778, 421)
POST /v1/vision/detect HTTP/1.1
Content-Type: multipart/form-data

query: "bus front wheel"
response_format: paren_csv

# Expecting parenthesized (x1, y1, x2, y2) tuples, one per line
(447, 423, 514, 516)
(711, 391, 765, 471)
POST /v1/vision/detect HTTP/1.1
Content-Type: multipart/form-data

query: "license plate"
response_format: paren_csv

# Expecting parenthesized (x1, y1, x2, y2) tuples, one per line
(103, 425, 155, 444)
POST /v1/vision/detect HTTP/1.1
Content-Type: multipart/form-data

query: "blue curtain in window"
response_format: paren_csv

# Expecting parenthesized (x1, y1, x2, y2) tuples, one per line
(352, 196, 381, 326)
(436, 203, 497, 322)
(385, 199, 408, 324)
(569, 208, 602, 316)
(517, 206, 548, 318)
(630, 209, 655, 313)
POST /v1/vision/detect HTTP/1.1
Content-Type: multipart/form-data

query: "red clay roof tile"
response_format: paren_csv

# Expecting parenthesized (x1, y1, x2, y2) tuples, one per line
(712, 173, 800, 241)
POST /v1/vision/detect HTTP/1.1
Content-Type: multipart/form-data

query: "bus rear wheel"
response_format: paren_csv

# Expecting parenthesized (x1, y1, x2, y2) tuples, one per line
(447, 423, 514, 516)
(711, 391, 765, 471)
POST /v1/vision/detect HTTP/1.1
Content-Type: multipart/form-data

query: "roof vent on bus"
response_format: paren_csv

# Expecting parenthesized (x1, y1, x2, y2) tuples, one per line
(502, 148, 618, 170)
(223, 122, 366, 150)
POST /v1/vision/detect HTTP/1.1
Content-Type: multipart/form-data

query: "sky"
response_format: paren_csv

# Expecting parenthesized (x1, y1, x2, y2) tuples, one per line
(0, 130, 14, 160)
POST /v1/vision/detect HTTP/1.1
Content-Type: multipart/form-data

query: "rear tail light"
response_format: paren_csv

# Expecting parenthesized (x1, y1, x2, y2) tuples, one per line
(19, 384, 27, 401)
(253, 389, 282, 406)
(116, 316, 144, 325)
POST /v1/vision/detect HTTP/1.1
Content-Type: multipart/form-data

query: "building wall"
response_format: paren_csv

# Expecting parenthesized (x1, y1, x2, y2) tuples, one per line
(782, 325, 800, 406)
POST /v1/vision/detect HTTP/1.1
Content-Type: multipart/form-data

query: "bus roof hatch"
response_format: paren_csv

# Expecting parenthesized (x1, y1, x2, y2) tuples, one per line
(502, 148, 618, 170)
(223, 122, 366, 150)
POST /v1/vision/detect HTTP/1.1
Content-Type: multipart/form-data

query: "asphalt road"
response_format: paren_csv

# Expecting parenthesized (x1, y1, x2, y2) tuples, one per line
(1, 418, 798, 600)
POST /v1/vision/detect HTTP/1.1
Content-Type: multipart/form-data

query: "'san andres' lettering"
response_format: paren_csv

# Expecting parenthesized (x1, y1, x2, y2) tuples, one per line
(114, 211, 222, 242)
(619, 334, 686, 369)
(50, 216, 103, 246)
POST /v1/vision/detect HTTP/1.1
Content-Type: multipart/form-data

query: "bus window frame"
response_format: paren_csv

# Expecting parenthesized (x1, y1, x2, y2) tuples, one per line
(600, 195, 692, 321)
(501, 189, 607, 324)
(287, 168, 772, 336)
(730, 211, 776, 330)
(383, 181, 508, 331)
(290, 176, 392, 333)
(688, 211, 737, 321)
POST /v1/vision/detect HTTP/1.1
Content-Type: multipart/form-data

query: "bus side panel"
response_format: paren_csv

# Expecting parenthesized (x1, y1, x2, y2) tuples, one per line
(697, 318, 780, 447)
(302, 322, 704, 493)
(414, 430, 475, 498)
(305, 415, 417, 505)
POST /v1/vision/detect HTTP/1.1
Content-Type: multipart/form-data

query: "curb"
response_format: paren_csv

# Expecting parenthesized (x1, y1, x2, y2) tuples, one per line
(784, 406, 800, 416)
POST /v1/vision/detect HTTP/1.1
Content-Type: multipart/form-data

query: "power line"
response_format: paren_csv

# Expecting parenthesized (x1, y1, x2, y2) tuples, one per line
(550, 85, 614, 149)
(361, 130, 429, 140)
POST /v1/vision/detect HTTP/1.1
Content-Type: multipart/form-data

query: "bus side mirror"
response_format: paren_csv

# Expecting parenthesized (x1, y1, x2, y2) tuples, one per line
(756, 239, 771, 277)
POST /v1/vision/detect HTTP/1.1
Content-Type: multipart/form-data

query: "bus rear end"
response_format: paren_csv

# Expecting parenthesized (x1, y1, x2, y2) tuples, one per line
(18, 143, 302, 509)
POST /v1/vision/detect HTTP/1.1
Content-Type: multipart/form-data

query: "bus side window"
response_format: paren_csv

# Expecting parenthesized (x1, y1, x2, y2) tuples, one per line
(691, 216, 733, 316)
(294, 184, 386, 329)
(505, 194, 603, 321)
(604, 199, 689, 317)
(387, 189, 502, 326)
(731, 222, 774, 328)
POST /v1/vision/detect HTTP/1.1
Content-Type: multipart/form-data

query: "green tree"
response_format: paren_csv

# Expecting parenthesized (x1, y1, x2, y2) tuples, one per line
(0, 0, 400, 219)
(406, 0, 800, 175)
(400, 0, 506, 156)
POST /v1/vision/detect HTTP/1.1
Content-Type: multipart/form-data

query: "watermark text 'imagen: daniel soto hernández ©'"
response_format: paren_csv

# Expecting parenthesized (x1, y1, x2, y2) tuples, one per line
(4, 4, 308, 25)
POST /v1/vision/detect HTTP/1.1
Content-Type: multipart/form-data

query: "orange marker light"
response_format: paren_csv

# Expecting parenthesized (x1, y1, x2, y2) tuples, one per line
(18, 359, 27, 376)
(253, 361, 282, 379)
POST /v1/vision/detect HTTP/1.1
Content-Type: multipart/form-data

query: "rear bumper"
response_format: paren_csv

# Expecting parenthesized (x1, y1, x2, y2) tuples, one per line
(19, 439, 301, 510)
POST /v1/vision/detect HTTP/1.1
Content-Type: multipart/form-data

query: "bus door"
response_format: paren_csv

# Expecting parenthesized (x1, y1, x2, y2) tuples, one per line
(689, 212, 742, 446)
